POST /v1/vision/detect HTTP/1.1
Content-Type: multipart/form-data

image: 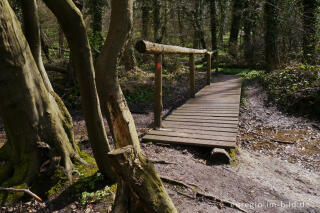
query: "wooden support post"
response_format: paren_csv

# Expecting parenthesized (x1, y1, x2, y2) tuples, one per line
(154, 54, 163, 129)
(189, 54, 195, 98)
(206, 53, 211, 85)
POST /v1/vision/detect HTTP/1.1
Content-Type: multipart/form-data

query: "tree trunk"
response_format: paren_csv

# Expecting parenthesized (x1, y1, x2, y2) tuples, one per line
(302, 0, 317, 65)
(193, 0, 206, 49)
(229, 0, 243, 56)
(96, 0, 141, 152)
(0, 0, 82, 205)
(210, 0, 218, 70)
(217, 0, 227, 46)
(42, 0, 116, 181)
(88, 0, 104, 58)
(40, 28, 51, 63)
(264, 0, 279, 72)
(177, 1, 185, 46)
(95, 0, 177, 211)
(58, 27, 65, 58)
(123, 30, 137, 72)
(141, 0, 151, 40)
(243, 0, 253, 65)
(21, 0, 53, 92)
(108, 146, 177, 213)
(153, 0, 161, 42)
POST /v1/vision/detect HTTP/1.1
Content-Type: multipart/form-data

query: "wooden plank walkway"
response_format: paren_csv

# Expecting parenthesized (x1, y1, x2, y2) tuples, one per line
(142, 75, 241, 149)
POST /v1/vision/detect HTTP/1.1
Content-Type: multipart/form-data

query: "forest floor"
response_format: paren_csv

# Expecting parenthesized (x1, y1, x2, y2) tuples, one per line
(1, 69, 320, 213)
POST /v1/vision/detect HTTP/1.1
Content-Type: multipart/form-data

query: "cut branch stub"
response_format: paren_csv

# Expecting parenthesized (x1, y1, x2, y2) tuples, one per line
(136, 40, 208, 54)
(108, 145, 177, 213)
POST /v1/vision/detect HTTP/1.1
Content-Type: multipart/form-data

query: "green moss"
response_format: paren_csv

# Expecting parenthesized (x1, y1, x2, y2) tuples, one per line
(4, 183, 28, 205)
(227, 147, 239, 166)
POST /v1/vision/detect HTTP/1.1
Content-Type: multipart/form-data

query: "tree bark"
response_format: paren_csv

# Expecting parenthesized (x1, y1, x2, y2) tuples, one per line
(210, 0, 219, 71)
(264, 0, 279, 72)
(42, 0, 115, 181)
(96, 0, 141, 152)
(58, 27, 65, 58)
(0, 0, 82, 205)
(153, 0, 161, 42)
(243, 0, 253, 65)
(95, 0, 177, 211)
(141, 0, 151, 40)
(88, 0, 104, 57)
(217, 0, 227, 45)
(302, 0, 317, 65)
(21, 0, 53, 92)
(108, 146, 177, 213)
(229, 0, 243, 56)
(123, 30, 137, 72)
(193, 0, 206, 49)
(177, 1, 185, 46)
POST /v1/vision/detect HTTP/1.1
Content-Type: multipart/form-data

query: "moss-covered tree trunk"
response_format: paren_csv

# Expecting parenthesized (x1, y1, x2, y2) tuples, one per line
(0, 0, 82, 205)
(264, 0, 279, 72)
(88, 0, 104, 57)
(42, 0, 115, 181)
(302, 0, 317, 65)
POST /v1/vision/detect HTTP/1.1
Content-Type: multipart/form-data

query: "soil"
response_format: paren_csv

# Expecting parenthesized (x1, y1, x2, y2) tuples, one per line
(1, 74, 320, 213)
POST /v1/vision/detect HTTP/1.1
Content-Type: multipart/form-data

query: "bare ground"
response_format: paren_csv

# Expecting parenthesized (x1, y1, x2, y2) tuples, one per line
(1, 75, 320, 212)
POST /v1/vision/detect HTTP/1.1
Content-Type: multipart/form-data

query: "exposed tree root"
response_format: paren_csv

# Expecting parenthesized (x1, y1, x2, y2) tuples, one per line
(150, 159, 175, 165)
(195, 191, 247, 213)
(161, 176, 247, 213)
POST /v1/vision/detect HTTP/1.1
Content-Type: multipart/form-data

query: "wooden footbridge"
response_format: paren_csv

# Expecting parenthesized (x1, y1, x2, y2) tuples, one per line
(135, 41, 241, 149)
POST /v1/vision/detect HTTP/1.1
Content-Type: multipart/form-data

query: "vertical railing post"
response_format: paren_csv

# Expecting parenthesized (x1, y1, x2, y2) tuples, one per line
(154, 54, 163, 129)
(189, 53, 195, 98)
(206, 53, 211, 85)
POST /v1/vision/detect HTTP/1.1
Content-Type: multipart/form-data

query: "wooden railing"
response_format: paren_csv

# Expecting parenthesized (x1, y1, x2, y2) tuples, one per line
(135, 40, 214, 129)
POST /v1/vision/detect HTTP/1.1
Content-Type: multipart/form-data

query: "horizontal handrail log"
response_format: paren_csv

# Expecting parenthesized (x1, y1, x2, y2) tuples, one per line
(135, 40, 208, 55)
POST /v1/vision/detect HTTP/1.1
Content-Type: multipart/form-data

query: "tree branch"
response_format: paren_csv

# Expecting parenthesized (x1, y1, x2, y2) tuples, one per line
(0, 187, 42, 202)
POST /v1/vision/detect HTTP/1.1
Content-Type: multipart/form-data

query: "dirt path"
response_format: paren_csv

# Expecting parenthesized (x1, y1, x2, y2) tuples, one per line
(140, 77, 320, 212)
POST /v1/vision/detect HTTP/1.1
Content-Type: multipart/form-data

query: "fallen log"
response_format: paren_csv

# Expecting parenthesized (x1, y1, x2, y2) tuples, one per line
(210, 148, 231, 164)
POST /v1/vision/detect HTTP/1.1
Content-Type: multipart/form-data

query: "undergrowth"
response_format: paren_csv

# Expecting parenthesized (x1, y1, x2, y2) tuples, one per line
(261, 64, 320, 118)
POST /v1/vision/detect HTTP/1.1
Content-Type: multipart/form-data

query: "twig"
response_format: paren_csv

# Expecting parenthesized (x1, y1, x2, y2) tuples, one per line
(0, 187, 42, 202)
(150, 159, 175, 165)
(271, 139, 294, 144)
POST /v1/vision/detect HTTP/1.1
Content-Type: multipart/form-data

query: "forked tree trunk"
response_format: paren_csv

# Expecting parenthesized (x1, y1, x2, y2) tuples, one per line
(42, 0, 115, 181)
(95, 0, 177, 211)
(0, 0, 82, 205)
